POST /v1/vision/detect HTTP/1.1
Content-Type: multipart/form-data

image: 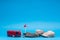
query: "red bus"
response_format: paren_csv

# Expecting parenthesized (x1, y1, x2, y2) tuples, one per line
(7, 30, 21, 37)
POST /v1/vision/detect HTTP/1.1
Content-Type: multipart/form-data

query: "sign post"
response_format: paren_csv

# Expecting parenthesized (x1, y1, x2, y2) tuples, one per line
(24, 24, 27, 33)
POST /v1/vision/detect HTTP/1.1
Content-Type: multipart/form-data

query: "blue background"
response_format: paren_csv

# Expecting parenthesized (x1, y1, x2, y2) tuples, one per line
(0, 0, 60, 40)
(0, 0, 60, 26)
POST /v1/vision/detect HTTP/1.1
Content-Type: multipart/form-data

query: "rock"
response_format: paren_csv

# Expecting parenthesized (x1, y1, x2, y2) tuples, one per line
(42, 31, 55, 38)
(23, 32, 39, 38)
(34, 33, 40, 36)
(36, 29, 44, 35)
